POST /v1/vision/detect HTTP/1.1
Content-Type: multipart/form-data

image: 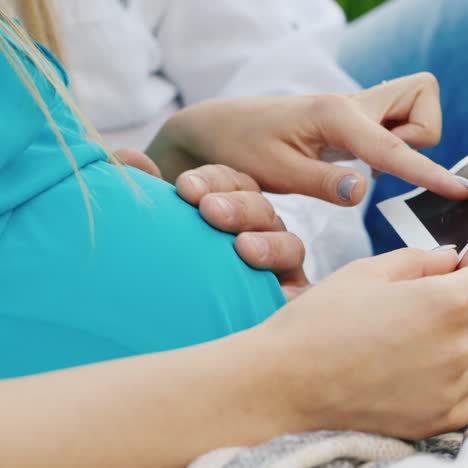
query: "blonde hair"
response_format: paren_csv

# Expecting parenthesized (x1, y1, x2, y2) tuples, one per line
(0, 6, 130, 239)
(16, 0, 64, 63)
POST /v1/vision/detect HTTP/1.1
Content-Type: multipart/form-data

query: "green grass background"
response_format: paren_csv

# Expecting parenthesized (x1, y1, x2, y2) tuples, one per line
(337, 0, 387, 21)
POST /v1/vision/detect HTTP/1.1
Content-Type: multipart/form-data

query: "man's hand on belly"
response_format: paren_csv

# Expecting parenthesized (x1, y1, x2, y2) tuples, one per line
(115, 148, 310, 301)
(175, 164, 311, 301)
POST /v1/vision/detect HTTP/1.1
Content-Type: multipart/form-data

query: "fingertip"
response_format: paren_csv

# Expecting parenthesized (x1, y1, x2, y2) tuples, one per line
(426, 246, 459, 275)
(429, 171, 468, 201)
(458, 252, 468, 270)
(236, 231, 306, 275)
(147, 161, 162, 178)
(235, 233, 270, 268)
(176, 173, 209, 206)
(199, 194, 235, 230)
(451, 175, 468, 200)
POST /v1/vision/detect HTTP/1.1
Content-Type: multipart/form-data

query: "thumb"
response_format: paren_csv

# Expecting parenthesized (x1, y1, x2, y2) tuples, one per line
(269, 150, 368, 206)
(115, 148, 162, 179)
(354, 247, 458, 282)
(250, 141, 367, 205)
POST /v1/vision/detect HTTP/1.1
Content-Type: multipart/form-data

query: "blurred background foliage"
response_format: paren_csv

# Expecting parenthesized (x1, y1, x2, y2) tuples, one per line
(337, 0, 387, 21)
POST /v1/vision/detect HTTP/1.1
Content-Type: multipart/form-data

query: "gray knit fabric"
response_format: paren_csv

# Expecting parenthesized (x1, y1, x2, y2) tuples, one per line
(190, 430, 466, 468)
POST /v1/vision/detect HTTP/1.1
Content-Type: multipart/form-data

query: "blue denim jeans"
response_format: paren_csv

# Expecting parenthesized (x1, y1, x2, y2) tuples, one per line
(337, 0, 468, 254)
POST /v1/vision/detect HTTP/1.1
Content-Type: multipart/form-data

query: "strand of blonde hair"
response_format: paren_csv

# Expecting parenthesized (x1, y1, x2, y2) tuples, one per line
(16, 0, 65, 64)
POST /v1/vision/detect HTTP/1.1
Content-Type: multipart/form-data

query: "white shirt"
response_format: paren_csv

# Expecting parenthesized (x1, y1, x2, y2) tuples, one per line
(58, 0, 373, 282)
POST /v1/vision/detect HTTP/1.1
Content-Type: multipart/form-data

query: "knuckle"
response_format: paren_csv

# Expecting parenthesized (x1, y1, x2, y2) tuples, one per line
(417, 71, 440, 91)
(200, 194, 238, 229)
(444, 283, 468, 314)
(451, 291, 468, 312)
(227, 196, 249, 230)
(426, 287, 468, 329)
(371, 133, 408, 172)
(230, 173, 244, 192)
(417, 124, 441, 148)
(238, 171, 261, 192)
(380, 132, 407, 155)
(317, 167, 339, 202)
(209, 165, 258, 192)
(425, 128, 442, 147)
(309, 93, 349, 116)
(423, 282, 454, 319)
(344, 257, 375, 277)
(269, 236, 284, 267)
(233, 192, 274, 230)
(446, 340, 468, 374)
(412, 419, 448, 440)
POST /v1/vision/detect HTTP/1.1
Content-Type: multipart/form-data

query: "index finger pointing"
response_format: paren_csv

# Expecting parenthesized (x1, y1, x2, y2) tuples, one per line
(328, 108, 467, 200)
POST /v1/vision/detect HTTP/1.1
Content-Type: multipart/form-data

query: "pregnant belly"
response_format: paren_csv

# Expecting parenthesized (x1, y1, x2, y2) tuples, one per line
(0, 162, 285, 378)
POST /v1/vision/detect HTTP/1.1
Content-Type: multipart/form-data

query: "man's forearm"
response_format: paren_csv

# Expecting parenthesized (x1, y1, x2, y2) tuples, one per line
(146, 128, 200, 184)
(0, 326, 300, 468)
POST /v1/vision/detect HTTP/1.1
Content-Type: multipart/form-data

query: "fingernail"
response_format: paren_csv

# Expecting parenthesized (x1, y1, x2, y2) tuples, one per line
(454, 175, 468, 188)
(337, 176, 359, 201)
(432, 244, 457, 252)
(213, 196, 234, 219)
(188, 175, 209, 195)
(248, 235, 268, 260)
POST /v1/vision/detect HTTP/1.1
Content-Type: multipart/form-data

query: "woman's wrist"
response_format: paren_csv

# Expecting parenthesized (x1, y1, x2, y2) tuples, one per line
(260, 300, 348, 435)
(194, 325, 308, 444)
(250, 311, 338, 437)
(142, 323, 315, 464)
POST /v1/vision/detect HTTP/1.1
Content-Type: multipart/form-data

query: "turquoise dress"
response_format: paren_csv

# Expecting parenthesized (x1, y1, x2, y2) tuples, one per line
(0, 28, 286, 378)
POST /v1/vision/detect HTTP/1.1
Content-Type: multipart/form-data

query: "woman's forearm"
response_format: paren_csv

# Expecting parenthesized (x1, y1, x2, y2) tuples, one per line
(0, 327, 303, 468)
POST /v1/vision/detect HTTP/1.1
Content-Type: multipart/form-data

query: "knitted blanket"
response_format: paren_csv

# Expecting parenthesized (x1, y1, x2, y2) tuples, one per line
(190, 430, 466, 468)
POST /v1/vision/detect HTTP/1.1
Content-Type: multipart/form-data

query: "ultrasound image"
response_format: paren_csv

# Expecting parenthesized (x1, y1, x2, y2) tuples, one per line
(405, 166, 468, 253)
